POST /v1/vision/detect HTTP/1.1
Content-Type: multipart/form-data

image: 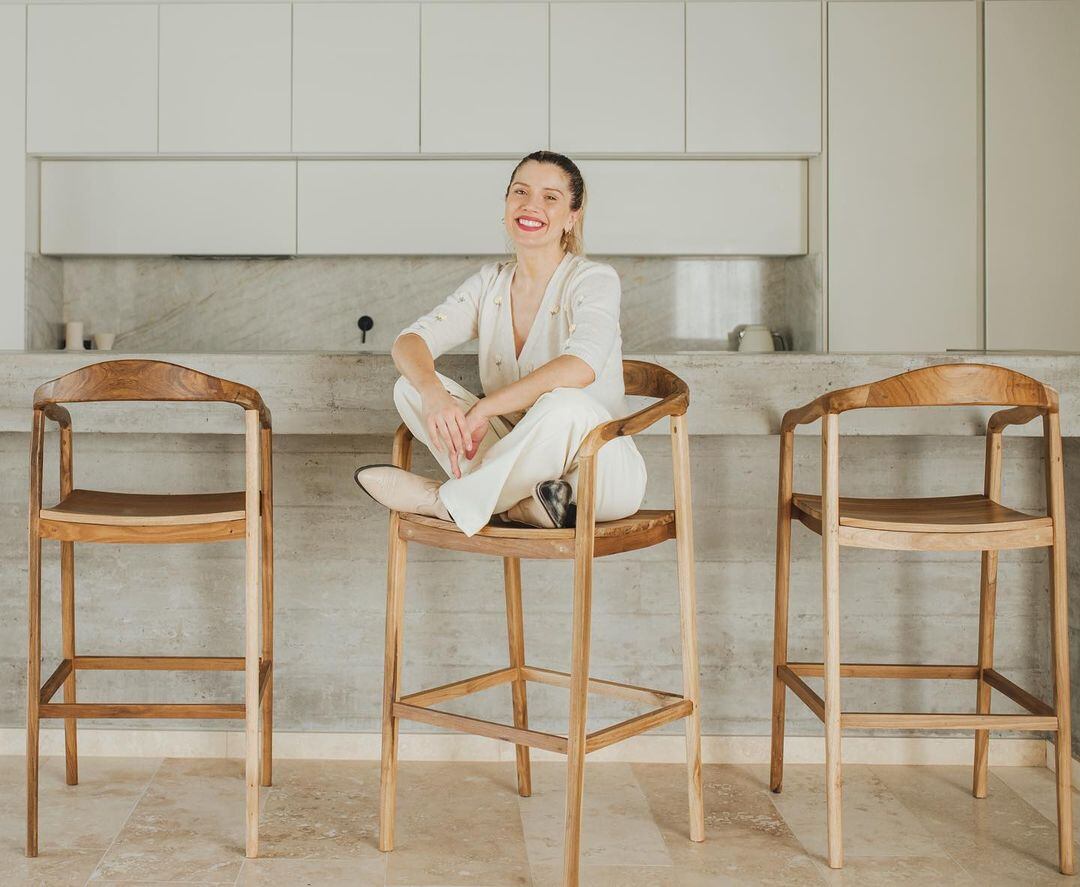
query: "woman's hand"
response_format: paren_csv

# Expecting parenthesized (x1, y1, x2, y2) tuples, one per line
(462, 403, 490, 461)
(421, 388, 471, 479)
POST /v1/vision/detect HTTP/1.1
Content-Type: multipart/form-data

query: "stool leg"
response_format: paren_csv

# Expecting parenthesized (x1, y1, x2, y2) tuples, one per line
(244, 411, 261, 859)
(503, 557, 531, 798)
(26, 530, 41, 858)
(972, 549, 998, 799)
(61, 540, 78, 785)
(822, 414, 843, 869)
(379, 513, 408, 853)
(771, 428, 794, 794)
(260, 425, 274, 789)
(563, 458, 597, 887)
(672, 414, 704, 841)
(1046, 413, 1074, 876)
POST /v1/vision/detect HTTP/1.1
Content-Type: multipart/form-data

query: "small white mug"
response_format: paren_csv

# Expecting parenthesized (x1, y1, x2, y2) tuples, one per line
(94, 332, 116, 351)
(737, 324, 788, 353)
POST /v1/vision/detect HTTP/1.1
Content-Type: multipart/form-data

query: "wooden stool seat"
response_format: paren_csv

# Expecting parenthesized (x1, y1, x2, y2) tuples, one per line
(770, 364, 1073, 875)
(41, 489, 249, 525)
(379, 360, 705, 887)
(26, 360, 274, 860)
(791, 493, 1052, 549)
(398, 509, 675, 559)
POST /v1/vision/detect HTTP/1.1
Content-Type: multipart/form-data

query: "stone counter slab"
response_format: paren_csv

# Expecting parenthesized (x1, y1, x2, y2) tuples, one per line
(1, 351, 1077, 436)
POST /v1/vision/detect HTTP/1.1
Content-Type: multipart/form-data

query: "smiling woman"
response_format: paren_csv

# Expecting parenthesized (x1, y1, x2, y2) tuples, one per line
(353, 150, 647, 536)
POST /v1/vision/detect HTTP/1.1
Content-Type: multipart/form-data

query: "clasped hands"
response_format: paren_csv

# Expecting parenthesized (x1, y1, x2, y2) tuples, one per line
(421, 388, 491, 479)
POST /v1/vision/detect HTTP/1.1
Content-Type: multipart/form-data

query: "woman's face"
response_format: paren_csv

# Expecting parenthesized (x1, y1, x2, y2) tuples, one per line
(505, 160, 578, 252)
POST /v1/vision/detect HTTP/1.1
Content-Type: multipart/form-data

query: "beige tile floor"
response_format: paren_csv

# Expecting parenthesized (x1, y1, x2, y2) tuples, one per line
(2, 755, 1077, 885)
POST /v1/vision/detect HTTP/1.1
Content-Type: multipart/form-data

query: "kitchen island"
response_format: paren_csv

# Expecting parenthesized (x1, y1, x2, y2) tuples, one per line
(0, 350, 1077, 763)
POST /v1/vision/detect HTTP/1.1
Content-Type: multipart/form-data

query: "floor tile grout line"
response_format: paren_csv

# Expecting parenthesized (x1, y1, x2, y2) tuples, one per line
(82, 755, 167, 887)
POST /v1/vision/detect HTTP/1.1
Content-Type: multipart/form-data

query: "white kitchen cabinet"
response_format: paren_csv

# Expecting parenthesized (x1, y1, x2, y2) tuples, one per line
(985, 1, 1080, 351)
(159, 3, 292, 153)
(828, 2, 978, 352)
(41, 161, 296, 255)
(293, 3, 419, 153)
(550, 2, 684, 153)
(298, 160, 510, 254)
(577, 160, 806, 255)
(298, 159, 805, 256)
(686, 2, 820, 154)
(0, 5, 25, 349)
(420, 3, 547, 153)
(27, 4, 158, 154)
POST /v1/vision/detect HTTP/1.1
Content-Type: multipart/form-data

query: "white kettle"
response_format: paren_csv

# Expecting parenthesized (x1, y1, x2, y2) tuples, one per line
(737, 324, 788, 353)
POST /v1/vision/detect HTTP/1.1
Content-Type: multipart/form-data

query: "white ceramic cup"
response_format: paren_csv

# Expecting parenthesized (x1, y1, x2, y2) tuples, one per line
(94, 332, 116, 351)
(64, 321, 85, 351)
(737, 324, 776, 353)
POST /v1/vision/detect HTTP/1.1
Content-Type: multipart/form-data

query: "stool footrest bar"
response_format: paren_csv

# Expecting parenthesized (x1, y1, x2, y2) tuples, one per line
(788, 662, 980, 680)
(74, 655, 245, 671)
(393, 702, 568, 754)
(39, 702, 246, 719)
(585, 700, 694, 753)
(399, 667, 518, 708)
(840, 712, 1058, 730)
(521, 666, 685, 706)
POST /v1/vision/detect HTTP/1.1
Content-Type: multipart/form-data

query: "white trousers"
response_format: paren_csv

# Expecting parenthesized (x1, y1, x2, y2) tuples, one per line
(393, 372, 648, 537)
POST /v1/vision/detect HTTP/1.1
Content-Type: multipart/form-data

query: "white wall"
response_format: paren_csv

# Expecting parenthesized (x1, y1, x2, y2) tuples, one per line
(0, 5, 26, 351)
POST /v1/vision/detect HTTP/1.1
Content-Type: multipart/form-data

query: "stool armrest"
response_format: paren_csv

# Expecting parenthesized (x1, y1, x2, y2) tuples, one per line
(987, 405, 1046, 434)
(578, 388, 689, 459)
(43, 404, 71, 429)
(780, 397, 826, 433)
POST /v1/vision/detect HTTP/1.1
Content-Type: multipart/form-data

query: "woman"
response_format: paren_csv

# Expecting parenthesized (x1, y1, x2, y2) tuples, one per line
(354, 150, 647, 537)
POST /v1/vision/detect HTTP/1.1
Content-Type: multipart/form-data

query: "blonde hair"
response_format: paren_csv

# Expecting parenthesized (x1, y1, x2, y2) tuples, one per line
(506, 150, 587, 256)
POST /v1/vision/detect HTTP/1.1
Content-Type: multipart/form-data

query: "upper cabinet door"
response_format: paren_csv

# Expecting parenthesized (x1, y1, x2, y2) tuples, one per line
(421, 2, 547, 153)
(159, 3, 292, 153)
(985, 1, 1080, 351)
(828, 2, 978, 352)
(578, 160, 806, 256)
(293, 3, 420, 153)
(551, 2, 684, 153)
(28, 4, 158, 154)
(686, 2, 820, 154)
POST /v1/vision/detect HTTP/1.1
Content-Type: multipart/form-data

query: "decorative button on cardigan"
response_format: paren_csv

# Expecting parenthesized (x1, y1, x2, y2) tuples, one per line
(395, 252, 630, 424)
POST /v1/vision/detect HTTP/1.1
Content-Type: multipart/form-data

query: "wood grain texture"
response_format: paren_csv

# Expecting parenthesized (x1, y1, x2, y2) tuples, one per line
(26, 409, 43, 857)
(377, 361, 702, 883)
(671, 413, 704, 843)
(504, 557, 532, 798)
(781, 363, 1057, 432)
(59, 421, 77, 786)
(40, 489, 247, 525)
(25, 363, 275, 861)
(1045, 411, 1074, 875)
(33, 358, 271, 428)
(774, 362, 1071, 872)
(770, 427, 794, 793)
(973, 427, 1003, 799)
(243, 410, 260, 859)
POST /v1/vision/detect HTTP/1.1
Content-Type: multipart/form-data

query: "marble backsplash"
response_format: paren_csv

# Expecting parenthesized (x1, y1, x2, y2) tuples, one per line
(27, 254, 822, 353)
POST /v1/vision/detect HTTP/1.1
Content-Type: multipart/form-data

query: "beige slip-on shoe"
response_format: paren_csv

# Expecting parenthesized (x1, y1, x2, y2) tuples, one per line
(353, 464, 452, 522)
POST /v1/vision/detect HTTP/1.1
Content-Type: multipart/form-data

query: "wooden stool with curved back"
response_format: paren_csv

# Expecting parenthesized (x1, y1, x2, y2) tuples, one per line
(26, 359, 274, 859)
(770, 363, 1073, 874)
(378, 360, 705, 886)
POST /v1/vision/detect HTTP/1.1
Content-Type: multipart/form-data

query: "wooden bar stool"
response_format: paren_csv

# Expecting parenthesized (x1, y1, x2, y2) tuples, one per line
(378, 360, 704, 887)
(26, 359, 274, 859)
(770, 363, 1073, 874)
